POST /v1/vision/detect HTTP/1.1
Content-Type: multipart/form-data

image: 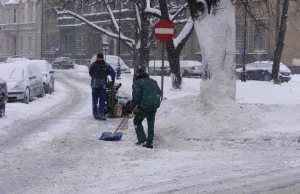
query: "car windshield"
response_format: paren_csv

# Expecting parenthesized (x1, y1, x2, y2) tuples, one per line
(55, 57, 71, 62)
(0, 67, 23, 79)
(258, 63, 272, 69)
(246, 64, 256, 69)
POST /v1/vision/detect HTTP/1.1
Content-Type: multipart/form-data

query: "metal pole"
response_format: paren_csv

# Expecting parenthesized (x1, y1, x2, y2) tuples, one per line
(161, 42, 164, 101)
(241, 0, 248, 82)
(154, 59, 156, 76)
(117, 3, 121, 78)
(105, 50, 106, 60)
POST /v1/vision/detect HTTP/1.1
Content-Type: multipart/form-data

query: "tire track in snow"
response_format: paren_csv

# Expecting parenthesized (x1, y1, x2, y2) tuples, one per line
(0, 71, 97, 194)
(0, 72, 87, 149)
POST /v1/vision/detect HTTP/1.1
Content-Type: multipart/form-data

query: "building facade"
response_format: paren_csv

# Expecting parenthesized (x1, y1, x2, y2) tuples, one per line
(41, 1, 135, 66)
(0, 0, 42, 62)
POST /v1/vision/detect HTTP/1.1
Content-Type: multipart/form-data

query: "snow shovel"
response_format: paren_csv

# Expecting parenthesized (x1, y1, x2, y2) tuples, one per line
(99, 117, 126, 141)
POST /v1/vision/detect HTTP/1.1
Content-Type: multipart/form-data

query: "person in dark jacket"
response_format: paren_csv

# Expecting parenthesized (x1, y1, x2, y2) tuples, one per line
(128, 68, 161, 149)
(89, 53, 116, 120)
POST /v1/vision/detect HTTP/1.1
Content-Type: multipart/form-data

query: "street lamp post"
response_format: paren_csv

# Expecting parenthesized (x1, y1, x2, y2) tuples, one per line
(241, 0, 248, 82)
(102, 42, 109, 60)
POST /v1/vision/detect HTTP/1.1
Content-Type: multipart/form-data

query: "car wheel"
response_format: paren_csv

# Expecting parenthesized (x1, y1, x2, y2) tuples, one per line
(0, 95, 5, 118)
(23, 88, 30, 104)
(38, 86, 46, 98)
(182, 70, 189, 78)
(51, 83, 55, 93)
(264, 74, 271, 81)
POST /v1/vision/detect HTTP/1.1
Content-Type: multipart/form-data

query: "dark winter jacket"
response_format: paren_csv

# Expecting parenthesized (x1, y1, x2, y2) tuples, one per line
(130, 72, 161, 110)
(89, 59, 116, 89)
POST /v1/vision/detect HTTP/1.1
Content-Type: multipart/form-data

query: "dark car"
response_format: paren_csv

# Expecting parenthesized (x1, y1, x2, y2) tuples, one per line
(236, 61, 292, 82)
(0, 78, 8, 118)
(52, 57, 74, 69)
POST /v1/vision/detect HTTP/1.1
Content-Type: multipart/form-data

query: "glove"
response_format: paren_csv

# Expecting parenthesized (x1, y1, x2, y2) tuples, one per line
(112, 77, 115, 84)
(132, 108, 137, 115)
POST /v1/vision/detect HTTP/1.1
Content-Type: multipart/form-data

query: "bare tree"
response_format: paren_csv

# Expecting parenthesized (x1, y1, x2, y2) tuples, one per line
(238, 0, 298, 84)
(145, 0, 194, 89)
(271, 0, 290, 83)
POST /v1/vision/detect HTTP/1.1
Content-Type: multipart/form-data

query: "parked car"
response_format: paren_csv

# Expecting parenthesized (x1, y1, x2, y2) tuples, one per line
(31, 60, 55, 94)
(0, 78, 8, 118)
(0, 62, 45, 104)
(52, 57, 74, 69)
(236, 61, 292, 82)
(90, 55, 131, 74)
(178, 61, 203, 78)
(148, 60, 170, 76)
(5, 56, 29, 63)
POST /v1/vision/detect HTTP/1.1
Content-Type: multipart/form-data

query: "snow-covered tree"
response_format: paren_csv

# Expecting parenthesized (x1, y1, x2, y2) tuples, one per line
(187, 0, 237, 107)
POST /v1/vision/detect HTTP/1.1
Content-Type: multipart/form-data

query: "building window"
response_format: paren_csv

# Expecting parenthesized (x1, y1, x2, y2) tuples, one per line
(92, 32, 102, 54)
(236, 21, 245, 53)
(20, 37, 23, 51)
(28, 37, 32, 51)
(64, 34, 74, 54)
(76, 33, 87, 54)
(6, 39, 9, 51)
(0, 39, 3, 51)
(236, 19, 267, 54)
(13, 9, 17, 23)
(28, 5, 33, 22)
(248, 19, 267, 53)
(19, 9, 24, 23)
(0, 9, 4, 24)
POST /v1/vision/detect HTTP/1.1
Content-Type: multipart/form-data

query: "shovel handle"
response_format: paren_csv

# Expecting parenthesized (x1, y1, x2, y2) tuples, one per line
(113, 117, 127, 134)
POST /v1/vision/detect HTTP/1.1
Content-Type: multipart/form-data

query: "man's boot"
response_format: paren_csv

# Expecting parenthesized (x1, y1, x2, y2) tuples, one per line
(135, 140, 146, 145)
(142, 142, 153, 149)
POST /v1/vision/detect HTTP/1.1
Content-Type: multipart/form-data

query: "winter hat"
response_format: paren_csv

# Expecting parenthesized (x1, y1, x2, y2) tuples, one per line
(136, 68, 145, 75)
(97, 53, 104, 59)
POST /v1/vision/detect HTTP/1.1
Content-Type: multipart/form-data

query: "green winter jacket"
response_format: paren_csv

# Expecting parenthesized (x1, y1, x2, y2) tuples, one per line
(130, 72, 161, 110)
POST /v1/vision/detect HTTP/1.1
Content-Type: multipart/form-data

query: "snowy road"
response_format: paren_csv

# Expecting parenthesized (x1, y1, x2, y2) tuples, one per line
(1, 69, 300, 194)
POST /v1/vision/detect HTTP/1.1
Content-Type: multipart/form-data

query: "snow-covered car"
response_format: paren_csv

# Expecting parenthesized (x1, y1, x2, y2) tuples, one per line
(90, 55, 131, 74)
(0, 78, 8, 118)
(52, 57, 74, 69)
(5, 56, 29, 63)
(148, 60, 170, 76)
(31, 60, 55, 94)
(179, 61, 203, 78)
(0, 62, 45, 104)
(236, 61, 292, 82)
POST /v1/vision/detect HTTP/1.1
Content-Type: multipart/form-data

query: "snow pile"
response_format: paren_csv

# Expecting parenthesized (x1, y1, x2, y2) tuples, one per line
(155, 96, 260, 147)
(154, 95, 300, 150)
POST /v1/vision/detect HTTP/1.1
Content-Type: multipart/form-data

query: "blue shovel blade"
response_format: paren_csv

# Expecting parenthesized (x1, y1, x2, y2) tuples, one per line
(99, 132, 123, 141)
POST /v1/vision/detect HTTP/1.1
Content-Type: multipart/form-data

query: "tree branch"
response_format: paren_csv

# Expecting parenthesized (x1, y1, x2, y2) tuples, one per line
(55, 9, 135, 48)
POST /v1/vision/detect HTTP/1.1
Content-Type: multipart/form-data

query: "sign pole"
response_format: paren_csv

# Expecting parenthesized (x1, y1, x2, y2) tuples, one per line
(161, 42, 165, 101)
(153, 20, 175, 101)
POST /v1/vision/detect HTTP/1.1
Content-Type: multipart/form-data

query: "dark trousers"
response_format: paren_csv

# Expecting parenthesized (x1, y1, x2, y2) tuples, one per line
(92, 88, 106, 118)
(133, 108, 157, 144)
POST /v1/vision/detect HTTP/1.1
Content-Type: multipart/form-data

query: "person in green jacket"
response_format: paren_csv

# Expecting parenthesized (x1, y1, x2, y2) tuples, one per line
(129, 68, 161, 149)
